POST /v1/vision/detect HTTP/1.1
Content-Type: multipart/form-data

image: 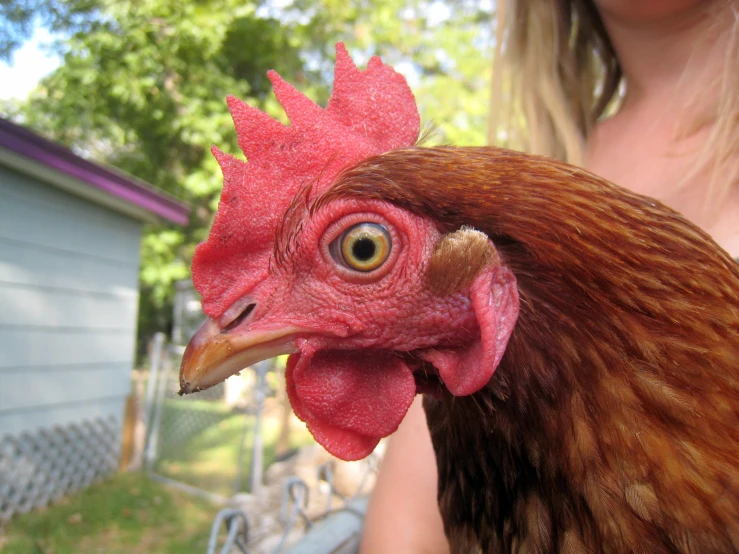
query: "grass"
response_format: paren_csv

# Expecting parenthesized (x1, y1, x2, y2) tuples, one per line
(0, 472, 215, 554)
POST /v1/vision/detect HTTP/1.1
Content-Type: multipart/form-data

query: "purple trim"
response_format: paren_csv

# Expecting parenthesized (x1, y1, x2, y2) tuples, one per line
(0, 118, 190, 225)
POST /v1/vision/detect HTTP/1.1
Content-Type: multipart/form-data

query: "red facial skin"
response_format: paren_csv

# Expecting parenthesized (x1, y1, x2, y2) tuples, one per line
(245, 199, 478, 355)
(227, 199, 477, 460)
(181, 196, 518, 460)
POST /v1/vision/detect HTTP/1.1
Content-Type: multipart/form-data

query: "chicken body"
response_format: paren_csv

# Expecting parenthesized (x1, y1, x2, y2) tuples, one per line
(330, 147, 739, 553)
(179, 45, 739, 553)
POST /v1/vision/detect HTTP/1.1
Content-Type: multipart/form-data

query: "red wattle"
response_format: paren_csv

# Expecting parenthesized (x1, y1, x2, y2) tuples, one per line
(285, 350, 416, 461)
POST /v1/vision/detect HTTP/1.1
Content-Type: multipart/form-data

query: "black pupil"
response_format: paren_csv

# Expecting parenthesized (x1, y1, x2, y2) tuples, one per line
(352, 237, 376, 261)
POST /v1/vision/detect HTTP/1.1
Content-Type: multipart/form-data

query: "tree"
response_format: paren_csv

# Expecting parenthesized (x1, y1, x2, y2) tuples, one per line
(1, 0, 495, 349)
(0, 0, 97, 62)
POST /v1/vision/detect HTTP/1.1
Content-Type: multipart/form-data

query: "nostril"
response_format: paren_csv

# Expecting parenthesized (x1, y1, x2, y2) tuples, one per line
(222, 303, 256, 333)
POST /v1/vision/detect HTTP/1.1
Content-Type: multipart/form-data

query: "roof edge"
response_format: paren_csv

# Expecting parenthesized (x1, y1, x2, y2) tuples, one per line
(0, 118, 190, 225)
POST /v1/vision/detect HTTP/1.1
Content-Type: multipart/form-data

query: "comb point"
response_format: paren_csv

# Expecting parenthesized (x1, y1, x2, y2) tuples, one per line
(334, 42, 358, 73)
(367, 56, 383, 69)
(269, 71, 322, 126)
(211, 145, 244, 168)
(226, 94, 287, 158)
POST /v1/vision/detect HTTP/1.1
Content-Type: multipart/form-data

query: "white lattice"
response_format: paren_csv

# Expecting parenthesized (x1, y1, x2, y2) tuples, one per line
(0, 416, 121, 521)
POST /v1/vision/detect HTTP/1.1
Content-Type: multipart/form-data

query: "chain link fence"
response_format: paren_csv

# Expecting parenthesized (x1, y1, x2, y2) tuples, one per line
(143, 337, 269, 501)
(140, 281, 378, 553)
(142, 338, 378, 553)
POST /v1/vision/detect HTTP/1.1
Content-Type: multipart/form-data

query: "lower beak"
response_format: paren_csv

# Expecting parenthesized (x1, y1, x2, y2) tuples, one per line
(178, 318, 302, 394)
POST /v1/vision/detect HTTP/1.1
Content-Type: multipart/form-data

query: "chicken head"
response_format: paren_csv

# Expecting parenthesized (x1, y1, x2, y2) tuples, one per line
(179, 44, 519, 461)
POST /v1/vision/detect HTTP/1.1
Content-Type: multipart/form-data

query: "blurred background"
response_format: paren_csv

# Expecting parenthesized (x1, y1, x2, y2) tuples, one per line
(0, 1, 498, 552)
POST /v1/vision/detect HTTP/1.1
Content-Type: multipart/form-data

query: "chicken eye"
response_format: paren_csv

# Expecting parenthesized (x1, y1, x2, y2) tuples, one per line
(331, 223, 391, 272)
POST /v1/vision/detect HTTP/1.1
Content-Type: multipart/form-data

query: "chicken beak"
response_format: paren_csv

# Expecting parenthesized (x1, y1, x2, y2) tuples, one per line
(178, 318, 302, 394)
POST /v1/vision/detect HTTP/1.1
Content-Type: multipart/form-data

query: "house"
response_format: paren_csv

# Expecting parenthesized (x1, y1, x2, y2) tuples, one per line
(0, 118, 189, 519)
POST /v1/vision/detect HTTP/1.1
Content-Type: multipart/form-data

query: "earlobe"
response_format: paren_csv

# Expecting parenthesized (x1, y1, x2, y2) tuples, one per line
(472, 264, 519, 371)
(421, 265, 519, 396)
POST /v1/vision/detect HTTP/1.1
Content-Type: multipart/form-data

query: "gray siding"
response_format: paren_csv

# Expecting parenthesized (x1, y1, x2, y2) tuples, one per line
(0, 164, 142, 435)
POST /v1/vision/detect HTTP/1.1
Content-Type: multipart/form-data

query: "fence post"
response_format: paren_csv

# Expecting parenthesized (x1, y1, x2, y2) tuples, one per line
(250, 359, 271, 494)
(144, 334, 170, 471)
(232, 390, 252, 495)
(143, 332, 166, 434)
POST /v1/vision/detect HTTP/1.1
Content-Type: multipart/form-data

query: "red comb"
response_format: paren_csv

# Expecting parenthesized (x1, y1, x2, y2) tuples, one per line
(192, 43, 420, 317)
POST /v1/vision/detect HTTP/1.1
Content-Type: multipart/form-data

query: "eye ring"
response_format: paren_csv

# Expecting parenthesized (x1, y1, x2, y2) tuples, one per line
(330, 223, 392, 272)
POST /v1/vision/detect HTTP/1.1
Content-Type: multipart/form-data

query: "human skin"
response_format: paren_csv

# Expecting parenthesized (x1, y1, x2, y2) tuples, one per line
(359, 2, 738, 553)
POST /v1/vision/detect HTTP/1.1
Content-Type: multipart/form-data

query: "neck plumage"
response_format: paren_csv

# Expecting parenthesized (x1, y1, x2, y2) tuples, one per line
(326, 146, 739, 552)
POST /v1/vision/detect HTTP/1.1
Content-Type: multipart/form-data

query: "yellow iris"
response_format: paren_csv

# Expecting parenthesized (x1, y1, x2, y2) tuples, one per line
(339, 223, 391, 272)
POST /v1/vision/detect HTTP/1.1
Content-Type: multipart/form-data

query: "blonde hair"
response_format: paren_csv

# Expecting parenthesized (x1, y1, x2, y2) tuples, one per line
(488, 0, 739, 209)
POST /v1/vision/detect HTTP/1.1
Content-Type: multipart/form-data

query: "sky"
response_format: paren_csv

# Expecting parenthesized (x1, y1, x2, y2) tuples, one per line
(0, 28, 60, 101)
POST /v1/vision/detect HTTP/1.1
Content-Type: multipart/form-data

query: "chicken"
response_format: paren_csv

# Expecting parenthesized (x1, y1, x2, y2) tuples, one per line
(179, 44, 739, 553)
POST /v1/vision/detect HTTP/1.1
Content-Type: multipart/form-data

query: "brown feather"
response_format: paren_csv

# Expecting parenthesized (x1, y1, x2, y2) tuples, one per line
(426, 228, 498, 296)
(319, 146, 739, 553)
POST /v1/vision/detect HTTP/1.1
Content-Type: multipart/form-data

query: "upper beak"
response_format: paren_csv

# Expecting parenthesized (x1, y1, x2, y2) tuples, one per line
(178, 318, 303, 394)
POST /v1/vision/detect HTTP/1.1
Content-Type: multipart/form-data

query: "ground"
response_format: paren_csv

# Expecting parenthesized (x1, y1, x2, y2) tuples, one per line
(0, 472, 214, 554)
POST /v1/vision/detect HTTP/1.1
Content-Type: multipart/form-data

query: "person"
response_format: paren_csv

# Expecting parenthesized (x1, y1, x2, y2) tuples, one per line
(359, 1, 739, 552)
